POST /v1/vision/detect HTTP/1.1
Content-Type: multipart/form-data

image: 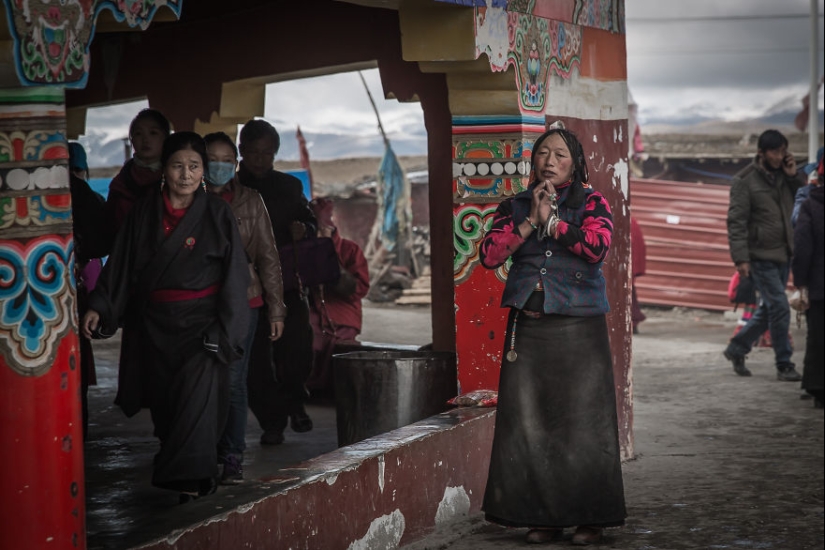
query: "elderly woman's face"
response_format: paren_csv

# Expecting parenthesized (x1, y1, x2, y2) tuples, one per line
(533, 133, 574, 186)
(164, 147, 204, 199)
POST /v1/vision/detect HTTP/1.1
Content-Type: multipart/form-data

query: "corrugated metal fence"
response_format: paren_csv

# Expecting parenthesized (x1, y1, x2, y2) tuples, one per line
(630, 178, 734, 311)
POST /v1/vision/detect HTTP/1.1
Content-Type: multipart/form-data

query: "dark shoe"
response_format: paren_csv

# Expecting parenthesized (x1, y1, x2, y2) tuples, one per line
(220, 455, 243, 485)
(776, 367, 802, 382)
(572, 526, 603, 546)
(814, 398, 824, 409)
(724, 350, 751, 376)
(260, 430, 284, 445)
(290, 411, 313, 433)
(179, 492, 199, 504)
(525, 528, 562, 544)
(178, 477, 217, 504)
(198, 476, 218, 496)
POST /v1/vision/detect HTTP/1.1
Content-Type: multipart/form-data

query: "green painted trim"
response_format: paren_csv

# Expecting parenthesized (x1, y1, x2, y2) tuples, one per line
(0, 88, 66, 104)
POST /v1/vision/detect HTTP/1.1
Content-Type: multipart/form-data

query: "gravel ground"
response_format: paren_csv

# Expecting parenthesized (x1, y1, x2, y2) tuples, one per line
(402, 306, 824, 550)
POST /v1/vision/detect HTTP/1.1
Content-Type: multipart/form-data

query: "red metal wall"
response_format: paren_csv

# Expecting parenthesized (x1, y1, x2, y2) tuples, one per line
(630, 178, 733, 311)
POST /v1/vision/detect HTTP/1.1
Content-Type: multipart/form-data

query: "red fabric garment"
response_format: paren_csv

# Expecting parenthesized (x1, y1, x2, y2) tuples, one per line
(161, 191, 188, 237)
(481, 183, 613, 269)
(307, 230, 367, 394)
(297, 126, 314, 194)
(217, 187, 235, 205)
(150, 283, 220, 303)
(727, 272, 741, 302)
(630, 217, 646, 277)
(632, 123, 645, 158)
(324, 232, 370, 333)
(313, 196, 334, 227)
(106, 160, 163, 233)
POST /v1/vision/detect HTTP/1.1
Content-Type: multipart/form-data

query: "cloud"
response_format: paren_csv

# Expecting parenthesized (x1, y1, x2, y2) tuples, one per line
(626, 0, 824, 122)
(632, 85, 820, 125)
(77, 2, 824, 166)
(264, 68, 424, 138)
(83, 100, 149, 143)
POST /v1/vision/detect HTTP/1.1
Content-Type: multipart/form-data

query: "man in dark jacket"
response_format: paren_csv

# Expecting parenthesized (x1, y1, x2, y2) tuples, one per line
(792, 159, 824, 407)
(724, 129, 803, 380)
(237, 119, 317, 445)
(69, 141, 109, 438)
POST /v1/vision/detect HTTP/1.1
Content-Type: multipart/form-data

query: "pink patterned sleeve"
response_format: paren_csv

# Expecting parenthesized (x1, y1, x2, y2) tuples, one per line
(555, 192, 613, 263)
(479, 200, 525, 269)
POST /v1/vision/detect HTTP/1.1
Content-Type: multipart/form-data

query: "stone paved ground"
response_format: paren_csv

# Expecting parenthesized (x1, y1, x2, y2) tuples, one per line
(403, 307, 824, 550)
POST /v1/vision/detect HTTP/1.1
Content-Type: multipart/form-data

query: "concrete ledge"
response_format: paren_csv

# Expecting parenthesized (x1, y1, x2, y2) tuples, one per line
(133, 407, 496, 550)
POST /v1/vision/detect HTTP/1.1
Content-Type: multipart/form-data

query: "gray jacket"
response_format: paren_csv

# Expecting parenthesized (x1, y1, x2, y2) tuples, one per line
(727, 159, 803, 265)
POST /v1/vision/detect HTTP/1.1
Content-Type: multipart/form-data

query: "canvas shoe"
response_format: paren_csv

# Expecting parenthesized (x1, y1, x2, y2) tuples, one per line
(220, 455, 243, 485)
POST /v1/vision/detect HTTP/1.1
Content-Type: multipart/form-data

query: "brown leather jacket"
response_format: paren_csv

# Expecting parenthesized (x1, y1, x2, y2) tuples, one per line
(227, 181, 286, 323)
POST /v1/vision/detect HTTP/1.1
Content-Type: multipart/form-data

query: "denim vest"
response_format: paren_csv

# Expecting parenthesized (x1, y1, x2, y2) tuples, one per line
(501, 186, 609, 316)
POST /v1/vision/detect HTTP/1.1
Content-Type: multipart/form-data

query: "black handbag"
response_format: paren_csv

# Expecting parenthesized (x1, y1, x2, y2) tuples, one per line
(278, 237, 341, 292)
(732, 274, 757, 307)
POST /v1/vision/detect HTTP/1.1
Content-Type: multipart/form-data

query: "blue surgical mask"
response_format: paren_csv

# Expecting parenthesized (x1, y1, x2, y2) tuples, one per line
(206, 161, 236, 186)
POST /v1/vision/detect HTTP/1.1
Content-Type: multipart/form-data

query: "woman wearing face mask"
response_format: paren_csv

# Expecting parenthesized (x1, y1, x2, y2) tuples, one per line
(479, 126, 625, 545)
(81, 132, 250, 503)
(106, 108, 172, 234)
(203, 132, 286, 484)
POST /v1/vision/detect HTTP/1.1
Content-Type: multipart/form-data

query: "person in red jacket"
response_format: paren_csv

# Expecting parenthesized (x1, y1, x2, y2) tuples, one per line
(630, 217, 646, 334)
(306, 197, 370, 395)
(106, 108, 171, 233)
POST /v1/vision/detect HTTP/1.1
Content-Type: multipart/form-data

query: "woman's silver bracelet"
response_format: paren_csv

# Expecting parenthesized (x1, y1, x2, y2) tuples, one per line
(537, 196, 559, 239)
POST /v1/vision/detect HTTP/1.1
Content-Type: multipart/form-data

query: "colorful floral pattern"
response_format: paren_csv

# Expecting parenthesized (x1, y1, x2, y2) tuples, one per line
(0, 194, 73, 230)
(4, 0, 182, 87)
(573, 0, 624, 34)
(454, 204, 510, 284)
(0, 235, 75, 375)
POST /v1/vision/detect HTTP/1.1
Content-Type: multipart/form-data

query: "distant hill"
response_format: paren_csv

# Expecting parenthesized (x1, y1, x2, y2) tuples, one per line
(80, 128, 427, 169)
(641, 93, 824, 136)
(79, 93, 822, 170)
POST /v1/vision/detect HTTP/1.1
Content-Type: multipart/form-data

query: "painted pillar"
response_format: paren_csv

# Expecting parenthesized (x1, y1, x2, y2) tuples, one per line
(0, 87, 84, 549)
(424, 0, 632, 458)
(0, 3, 182, 547)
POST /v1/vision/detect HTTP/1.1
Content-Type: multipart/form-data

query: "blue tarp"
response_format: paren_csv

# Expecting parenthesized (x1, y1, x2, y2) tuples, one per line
(284, 169, 312, 200)
(378, 146, 408, 252)
(88, 177, 110, 199)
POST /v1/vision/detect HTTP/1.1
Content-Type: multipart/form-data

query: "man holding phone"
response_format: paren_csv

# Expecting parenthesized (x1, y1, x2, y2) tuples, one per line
(725, 129, 804, 380)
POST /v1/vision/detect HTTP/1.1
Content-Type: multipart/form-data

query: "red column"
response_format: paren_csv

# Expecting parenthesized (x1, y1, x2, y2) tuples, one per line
(0, 88, 86, 549)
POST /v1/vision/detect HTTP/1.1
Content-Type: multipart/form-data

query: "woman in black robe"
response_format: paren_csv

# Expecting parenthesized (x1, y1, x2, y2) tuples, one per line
(479, 127, 625, 545)
(82, 132, 250, 503)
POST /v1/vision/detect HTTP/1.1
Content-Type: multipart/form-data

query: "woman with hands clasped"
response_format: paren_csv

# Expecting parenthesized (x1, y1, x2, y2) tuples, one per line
(479, 127, 626, 546)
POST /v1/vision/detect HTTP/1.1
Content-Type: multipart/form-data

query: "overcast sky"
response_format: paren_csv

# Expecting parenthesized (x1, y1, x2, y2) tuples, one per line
(83, 1, 824, 162)
(626, 0, 824, 124)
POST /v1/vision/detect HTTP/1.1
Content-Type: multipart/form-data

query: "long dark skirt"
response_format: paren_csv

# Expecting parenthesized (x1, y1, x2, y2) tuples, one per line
(141, 296, 229, 493)
(802, 300, 824, 400)
(483, 312, 626, 528)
